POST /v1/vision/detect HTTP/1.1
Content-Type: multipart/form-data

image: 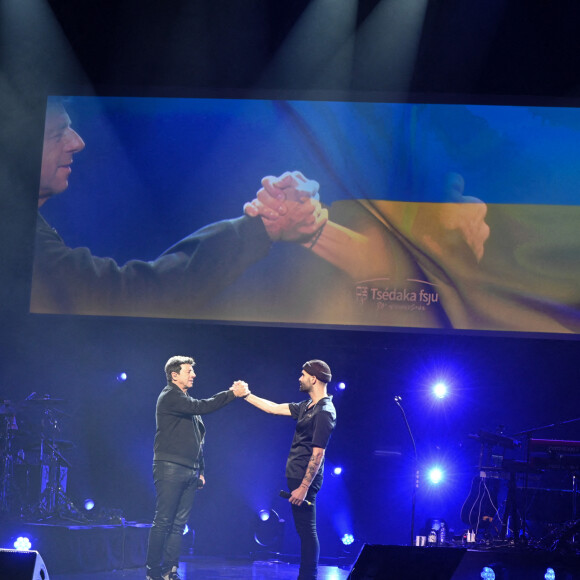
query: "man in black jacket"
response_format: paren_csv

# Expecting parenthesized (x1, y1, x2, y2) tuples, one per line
(145, 355, 249, 580)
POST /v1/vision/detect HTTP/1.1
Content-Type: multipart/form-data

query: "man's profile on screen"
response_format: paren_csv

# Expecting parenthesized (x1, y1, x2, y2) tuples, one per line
(30, 98, 327, 319)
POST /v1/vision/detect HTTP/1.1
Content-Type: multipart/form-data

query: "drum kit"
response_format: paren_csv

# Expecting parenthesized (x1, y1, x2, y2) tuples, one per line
(0, 394, 84, 522)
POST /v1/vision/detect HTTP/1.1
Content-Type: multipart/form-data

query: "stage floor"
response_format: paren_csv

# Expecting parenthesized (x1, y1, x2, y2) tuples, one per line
(49, 556, 352, 579)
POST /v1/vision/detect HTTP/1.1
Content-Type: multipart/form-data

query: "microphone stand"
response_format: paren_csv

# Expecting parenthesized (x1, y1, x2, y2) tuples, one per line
(394, 396, 418, 547)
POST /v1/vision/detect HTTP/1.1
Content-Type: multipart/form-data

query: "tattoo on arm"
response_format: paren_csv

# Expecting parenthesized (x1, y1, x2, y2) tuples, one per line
(302, 452, 323, 487)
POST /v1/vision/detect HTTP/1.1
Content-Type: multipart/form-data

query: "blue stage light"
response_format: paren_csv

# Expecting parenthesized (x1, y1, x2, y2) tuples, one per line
(13, 537, 32, 551)
(341, 533, 354, 546)
(116, 372, 128, 382)
(337, 382, 346, 391)
(84, 498, 95, 511)
(427, 467, 444, 485)
(433, 382, 447, 399)
(481, 567, 495, 580)
(333, 466, 343, 476)
(544, 568, 556, 580)
(254, 509, 283, 549)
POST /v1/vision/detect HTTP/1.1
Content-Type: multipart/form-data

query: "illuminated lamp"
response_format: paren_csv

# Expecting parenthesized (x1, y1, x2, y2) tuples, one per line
(433, 382, 447, 399)
(427, 467, 444, 485)
(254, 509, 284, 552)
(13, 537, 32, 551)
(480, 562, 507, 580)
(341, 533, 354, 546)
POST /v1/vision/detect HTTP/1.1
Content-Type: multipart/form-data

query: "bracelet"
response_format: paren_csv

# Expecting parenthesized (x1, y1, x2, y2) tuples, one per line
(241, 392, 251, 399)
(308, 223, 325, 250)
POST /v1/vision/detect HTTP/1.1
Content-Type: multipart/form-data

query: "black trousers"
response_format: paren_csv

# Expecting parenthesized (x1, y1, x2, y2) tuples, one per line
(287, 477, 322, 580)
(146, 461, 199, 577)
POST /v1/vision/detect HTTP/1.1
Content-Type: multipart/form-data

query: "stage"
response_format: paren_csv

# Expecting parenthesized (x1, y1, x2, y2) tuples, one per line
(1, 518, 579, 580)
(41, 557, 351, 580)
(0, 520, 150, 575)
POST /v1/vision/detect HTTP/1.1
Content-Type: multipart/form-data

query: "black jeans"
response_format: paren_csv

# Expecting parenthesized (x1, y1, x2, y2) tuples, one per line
(287, 477, 321, 580)
(146, 461, 199, 577)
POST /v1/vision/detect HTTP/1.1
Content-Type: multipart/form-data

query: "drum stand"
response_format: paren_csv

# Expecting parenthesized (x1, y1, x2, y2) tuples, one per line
(33, 436, 86, 523)
(0, 412, 22, 517)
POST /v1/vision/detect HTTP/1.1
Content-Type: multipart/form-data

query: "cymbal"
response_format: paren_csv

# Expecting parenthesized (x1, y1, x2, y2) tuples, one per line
(22, 396, 65, 405)
(469, 429, 520, 449)
(29, 439, 75, 451)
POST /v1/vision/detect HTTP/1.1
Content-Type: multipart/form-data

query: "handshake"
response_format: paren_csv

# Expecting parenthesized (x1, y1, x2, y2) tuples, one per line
(244, 170, 328, 244)
(230, 380, 250, 398)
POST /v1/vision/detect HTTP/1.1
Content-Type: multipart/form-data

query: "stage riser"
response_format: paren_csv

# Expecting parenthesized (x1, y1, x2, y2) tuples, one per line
(0, 523, 149, 574)
(347, 545, 579, 580)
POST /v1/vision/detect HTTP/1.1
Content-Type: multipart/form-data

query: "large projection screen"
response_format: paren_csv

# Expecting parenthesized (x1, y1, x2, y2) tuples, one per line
(31, 96, 580, 335)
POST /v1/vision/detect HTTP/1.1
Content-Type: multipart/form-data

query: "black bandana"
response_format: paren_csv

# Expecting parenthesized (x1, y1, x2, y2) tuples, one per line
(302, 360, 331, 383)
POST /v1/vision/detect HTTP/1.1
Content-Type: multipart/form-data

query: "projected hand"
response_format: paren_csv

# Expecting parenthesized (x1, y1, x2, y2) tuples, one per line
(244, 171, 328, 242)
(417, 173, 490, 262)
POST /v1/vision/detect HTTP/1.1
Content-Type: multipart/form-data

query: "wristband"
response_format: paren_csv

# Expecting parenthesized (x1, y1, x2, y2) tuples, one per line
(308, 223, 325, 250)
(241, 392, 251, 399)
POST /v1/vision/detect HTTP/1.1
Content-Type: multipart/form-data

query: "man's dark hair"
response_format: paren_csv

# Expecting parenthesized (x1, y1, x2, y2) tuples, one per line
(165, 356, 195, 382)
(302, 360, 332, 384)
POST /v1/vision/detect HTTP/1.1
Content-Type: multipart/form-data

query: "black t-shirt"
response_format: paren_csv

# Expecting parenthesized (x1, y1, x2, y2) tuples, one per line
(286, 396, 336, 484)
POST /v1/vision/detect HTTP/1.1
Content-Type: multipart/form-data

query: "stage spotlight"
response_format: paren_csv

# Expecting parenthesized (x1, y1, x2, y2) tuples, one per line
(544, 568, 556, 580)
(480, 562, 508, 580)
(13, 537, 32, 551)
(333, 466, 343, 476)
(341, 533, 354, 546)
(84, 498, 95, 511)
(337, 382, 346, 391)
(427, 467, 444, 485)
(432, 382, 448, 399)
(116, 372, 128, 382)
(254, 509, 284, 551)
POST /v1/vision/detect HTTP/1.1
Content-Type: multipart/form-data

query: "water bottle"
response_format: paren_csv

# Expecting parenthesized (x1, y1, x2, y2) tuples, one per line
(439, 520, 447, 545)
(427, 529, 438, 545)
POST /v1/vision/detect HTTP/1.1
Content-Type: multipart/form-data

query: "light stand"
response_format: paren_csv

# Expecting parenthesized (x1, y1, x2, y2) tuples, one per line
(394, 396, 418, 547)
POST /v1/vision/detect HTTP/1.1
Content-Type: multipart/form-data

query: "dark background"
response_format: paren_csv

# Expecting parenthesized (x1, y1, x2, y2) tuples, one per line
(2, 0, 580, 559)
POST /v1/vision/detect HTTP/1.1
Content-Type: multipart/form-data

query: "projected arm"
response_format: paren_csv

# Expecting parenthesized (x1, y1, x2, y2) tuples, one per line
(415, 173, 490, 263)
(244, 171, 490, 282)
(32, 213, 273, 316)
(244, 171, 392, 279)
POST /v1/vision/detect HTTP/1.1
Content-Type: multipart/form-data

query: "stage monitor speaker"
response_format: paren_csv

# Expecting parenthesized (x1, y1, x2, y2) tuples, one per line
(0, 549, 50, 579)
(347, 544, 466, 580)
(346, 544, 578, 580)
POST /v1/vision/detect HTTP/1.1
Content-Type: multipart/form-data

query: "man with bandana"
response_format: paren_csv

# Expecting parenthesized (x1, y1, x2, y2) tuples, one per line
(240, 360, 336, 580)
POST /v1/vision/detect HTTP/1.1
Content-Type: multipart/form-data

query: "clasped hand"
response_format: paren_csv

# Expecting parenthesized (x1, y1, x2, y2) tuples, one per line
(230, 380, 249, 398)
(244, 170, 328, 243)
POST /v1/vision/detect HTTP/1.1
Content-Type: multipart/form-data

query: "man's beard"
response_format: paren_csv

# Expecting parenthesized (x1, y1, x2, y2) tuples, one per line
(299, 380, 310, 392)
